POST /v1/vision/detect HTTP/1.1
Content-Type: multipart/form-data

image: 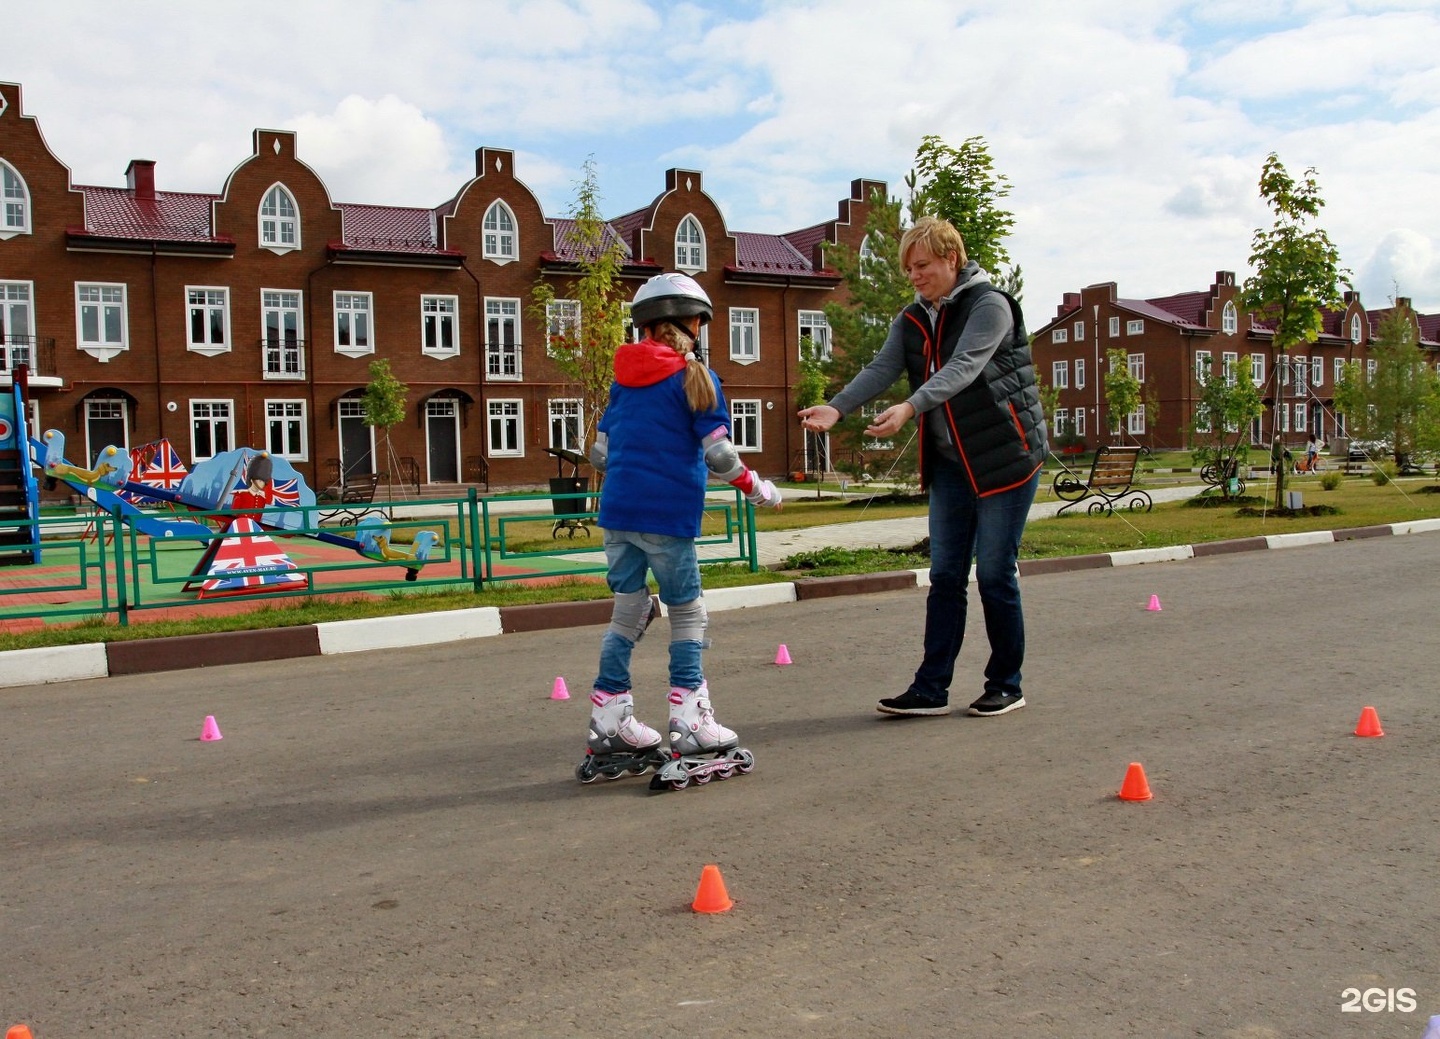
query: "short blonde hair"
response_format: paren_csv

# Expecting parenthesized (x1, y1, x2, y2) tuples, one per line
(900, 216, 967, 268)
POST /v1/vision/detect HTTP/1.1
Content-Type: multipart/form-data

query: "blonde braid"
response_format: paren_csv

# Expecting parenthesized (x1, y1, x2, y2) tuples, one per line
(651, 322, 717, 412)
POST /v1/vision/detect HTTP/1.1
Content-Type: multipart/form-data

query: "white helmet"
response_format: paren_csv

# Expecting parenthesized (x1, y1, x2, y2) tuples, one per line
(631, 272, 713, 329)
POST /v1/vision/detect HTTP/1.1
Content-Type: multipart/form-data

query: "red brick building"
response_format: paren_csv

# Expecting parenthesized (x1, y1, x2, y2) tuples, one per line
(0, 81, 882, 492)
(1031, 271, 1440, 453)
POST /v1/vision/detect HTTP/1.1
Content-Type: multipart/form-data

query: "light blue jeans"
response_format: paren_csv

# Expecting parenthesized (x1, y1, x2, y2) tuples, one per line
(594, 529, 704, 693)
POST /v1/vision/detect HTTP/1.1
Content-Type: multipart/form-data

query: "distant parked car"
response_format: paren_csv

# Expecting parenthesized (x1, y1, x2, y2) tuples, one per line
(1348, 440, 1388, 462)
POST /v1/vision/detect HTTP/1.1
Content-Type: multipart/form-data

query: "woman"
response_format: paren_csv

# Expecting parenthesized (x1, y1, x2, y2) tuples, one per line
(799, 216, 1047, 718)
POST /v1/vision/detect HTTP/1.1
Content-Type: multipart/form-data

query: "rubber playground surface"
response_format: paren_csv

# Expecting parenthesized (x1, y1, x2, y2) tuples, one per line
(2, 532, 1438, 1037)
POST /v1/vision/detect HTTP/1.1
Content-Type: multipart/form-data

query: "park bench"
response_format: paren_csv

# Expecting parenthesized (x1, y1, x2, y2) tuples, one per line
(316, 472, 387, 525)
(1053, 445, 1153, 517)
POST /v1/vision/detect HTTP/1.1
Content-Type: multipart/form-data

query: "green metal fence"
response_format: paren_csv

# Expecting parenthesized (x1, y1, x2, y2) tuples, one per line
(0, 486, 757, 628)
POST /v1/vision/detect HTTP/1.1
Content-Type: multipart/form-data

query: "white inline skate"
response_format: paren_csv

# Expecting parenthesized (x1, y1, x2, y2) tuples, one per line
(649, 683, 756, 792)
(575, 691, 668, 783)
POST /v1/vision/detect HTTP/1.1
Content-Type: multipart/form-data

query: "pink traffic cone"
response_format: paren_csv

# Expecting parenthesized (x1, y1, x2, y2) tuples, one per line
(774, 644, 792, 665)
(550, 676, 570, 701)
(1146, 594, 1162, 612)
(200, 715, 223, 742)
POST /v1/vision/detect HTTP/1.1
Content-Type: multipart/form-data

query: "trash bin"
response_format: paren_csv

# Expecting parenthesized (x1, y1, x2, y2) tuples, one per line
(547, 448, 593, 538)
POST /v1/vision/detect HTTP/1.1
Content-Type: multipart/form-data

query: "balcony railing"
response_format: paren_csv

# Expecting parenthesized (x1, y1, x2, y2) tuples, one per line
(262, 338, 306, 379)
(0, 336, 58, 379)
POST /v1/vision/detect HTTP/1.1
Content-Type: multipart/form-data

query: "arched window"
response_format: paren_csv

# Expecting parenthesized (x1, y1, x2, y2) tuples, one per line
(259, 185, 300, 252)
(1, 160, 31, 237)
(1350, 313, 1362, 344)
(483, 201, 517, 262)
(1221, 301, 1237, 335)
(675, 215, 704, 270)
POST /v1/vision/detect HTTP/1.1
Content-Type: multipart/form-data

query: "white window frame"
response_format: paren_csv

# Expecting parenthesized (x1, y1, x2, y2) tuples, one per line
(1051, 327, 1068, 343)
(1194, 401, 1212, 434)
(1108, 316, 1120, 337)
(729, 307, 759, 365)
(189, 399, 234, 462)
(1053, 407, 1069, 434)
(487, 399, 523, 457)
(1312, 355, 1323, 387)
(1127, 404, 1145, 435)
(1, 280, 35, 370)
(421, 295, 459, 357)
(1350, 314, 1362, 344)
(1222, 352, 1237, 386)
(185, 286, 230, 356)
(1051, 360, 1068, 388)
(675, 215, 705, 271)
(1126, 319, 1144, 335)
(262, 289, 305, 378)
(1073, 407, 1085, 437)
(265, 399, 307, 460)
(1073, 320, 1085, 341)
(798, 310, 831, 361)
(485, 297, 522, 380)
(548, 398, 583, 452)
(1293, 403, 1306, 433)
(1252, 353, 1266, 386)
(1, 160, 31, 238)
(1127, 353, 1144, 382)
(333, 291, 373, 358)
(75, 282, 128, 362)
(730, 399, 761, 451)
(1334, 358, 1345, 386)
(1222, 301, 1237, 334)
(1195, 350, 1212, 384)
(1075, 358, 1085, 390)
(1366, 359, 1376, 382)
(482, 201, 517, 263)
(259, 184, 299, 253)
(1294, 355, 1308, 393)
(546, 299, 581, 359)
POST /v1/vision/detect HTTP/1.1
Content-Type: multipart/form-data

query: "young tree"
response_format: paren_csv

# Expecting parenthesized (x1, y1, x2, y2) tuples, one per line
(362, 357, 407, 505)
(1238, 153, 1348, 506)
(1334, 305, 1440, 467)
(909, 134, 1020, 298)
(1104, 348, 1141, 446)
(530, 157, 629, 458)
(821, 190, 917, 484)
(1188, 356, 1264, 499)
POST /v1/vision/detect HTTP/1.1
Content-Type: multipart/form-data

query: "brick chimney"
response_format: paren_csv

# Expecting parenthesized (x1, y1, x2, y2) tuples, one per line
(1058, 292, 1081, 318)
(126, 159, 156, 201)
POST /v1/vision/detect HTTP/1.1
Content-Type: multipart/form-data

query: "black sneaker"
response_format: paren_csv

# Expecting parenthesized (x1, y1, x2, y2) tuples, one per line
(877, 690, 952, 717)
(967, 691, 1026, 717)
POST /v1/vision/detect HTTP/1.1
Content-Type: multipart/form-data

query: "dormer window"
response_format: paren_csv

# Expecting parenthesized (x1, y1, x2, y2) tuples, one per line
(259, 185, 299, 253)
(483, 201, 517, 262)
(1, 161, 30, 237)
(1222, 301, 1237, 334)
(1350, 313, 1362, 344)
(675, 215, 704, 270)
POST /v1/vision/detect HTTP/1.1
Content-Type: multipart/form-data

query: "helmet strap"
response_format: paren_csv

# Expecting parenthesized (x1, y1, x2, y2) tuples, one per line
(662, 318, 699, 354)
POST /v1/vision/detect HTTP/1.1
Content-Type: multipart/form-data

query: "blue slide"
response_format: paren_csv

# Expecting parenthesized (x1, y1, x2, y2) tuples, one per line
(1, 376, 42, 563)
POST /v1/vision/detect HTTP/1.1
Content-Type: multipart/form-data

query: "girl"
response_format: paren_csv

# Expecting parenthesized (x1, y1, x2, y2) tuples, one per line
(578, 273, 782, 784)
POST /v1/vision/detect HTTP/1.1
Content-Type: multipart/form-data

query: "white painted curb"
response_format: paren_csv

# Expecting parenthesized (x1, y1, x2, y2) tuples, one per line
(1264, 531, 1336, 550)
(1112, 545, 1195, 566)
(0, 644, 109, 688)
(317, 607, 504, 655)
(688, 584, 797, 614)
(1391, 518, 1440, 536)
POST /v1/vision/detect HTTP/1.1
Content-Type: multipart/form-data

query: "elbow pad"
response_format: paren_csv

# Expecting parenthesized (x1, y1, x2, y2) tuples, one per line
(589, 433, 609, 473)
(702, 430, 745, 483)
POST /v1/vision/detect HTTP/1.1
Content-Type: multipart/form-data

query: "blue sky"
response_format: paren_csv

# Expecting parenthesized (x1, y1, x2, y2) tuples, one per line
(8, 0, 1440, 317)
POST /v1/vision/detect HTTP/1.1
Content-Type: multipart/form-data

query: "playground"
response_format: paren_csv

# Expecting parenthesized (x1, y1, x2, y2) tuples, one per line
(1, 530, 1435, 1037)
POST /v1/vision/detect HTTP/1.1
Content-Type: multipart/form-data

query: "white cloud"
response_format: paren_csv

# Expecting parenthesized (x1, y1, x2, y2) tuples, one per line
(289, 96, 456, 206)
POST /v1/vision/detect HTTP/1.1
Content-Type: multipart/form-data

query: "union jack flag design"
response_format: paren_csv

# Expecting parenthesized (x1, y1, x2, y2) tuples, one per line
(199, 517, 307, 598)
(271, 476, 301, 508)
(139, 440, 189, 490)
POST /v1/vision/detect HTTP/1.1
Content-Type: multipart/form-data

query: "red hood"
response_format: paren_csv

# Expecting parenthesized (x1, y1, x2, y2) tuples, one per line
(615, 341, 687, 387)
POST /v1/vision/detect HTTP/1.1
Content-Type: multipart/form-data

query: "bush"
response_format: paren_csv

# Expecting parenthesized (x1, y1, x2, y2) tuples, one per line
(1319, 471, 1343, 491)
(1371, 463, 1396, 486)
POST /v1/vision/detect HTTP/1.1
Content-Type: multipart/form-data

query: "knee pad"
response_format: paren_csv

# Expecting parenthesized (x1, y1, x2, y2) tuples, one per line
(667, 596, 708, 644)
(608, 590, 655, 644)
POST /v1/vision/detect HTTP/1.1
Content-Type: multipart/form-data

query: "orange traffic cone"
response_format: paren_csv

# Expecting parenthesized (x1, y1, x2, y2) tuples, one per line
(1354, 705, 1384, 738)
(774, 644, 792, 665)
(8, 1024, 35, 1039)
(691, 864, 734, 914)
(550, 676, 570, 701)
(200, 715, 223, 742)
(1146, 594, 1162, 612)
(1118, 762, 1153, 802)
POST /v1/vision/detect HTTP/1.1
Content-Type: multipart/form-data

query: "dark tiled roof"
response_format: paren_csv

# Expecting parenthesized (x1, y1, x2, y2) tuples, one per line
(337, 203, 453, 255)
(731, 231, 810, 274)
(549, 217, 633, 262)
(1119, 297, 1205, 328)
(1144, 291, 1209, 327)
(77, 185, 225, 243)
(783, 222, 829, 266)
